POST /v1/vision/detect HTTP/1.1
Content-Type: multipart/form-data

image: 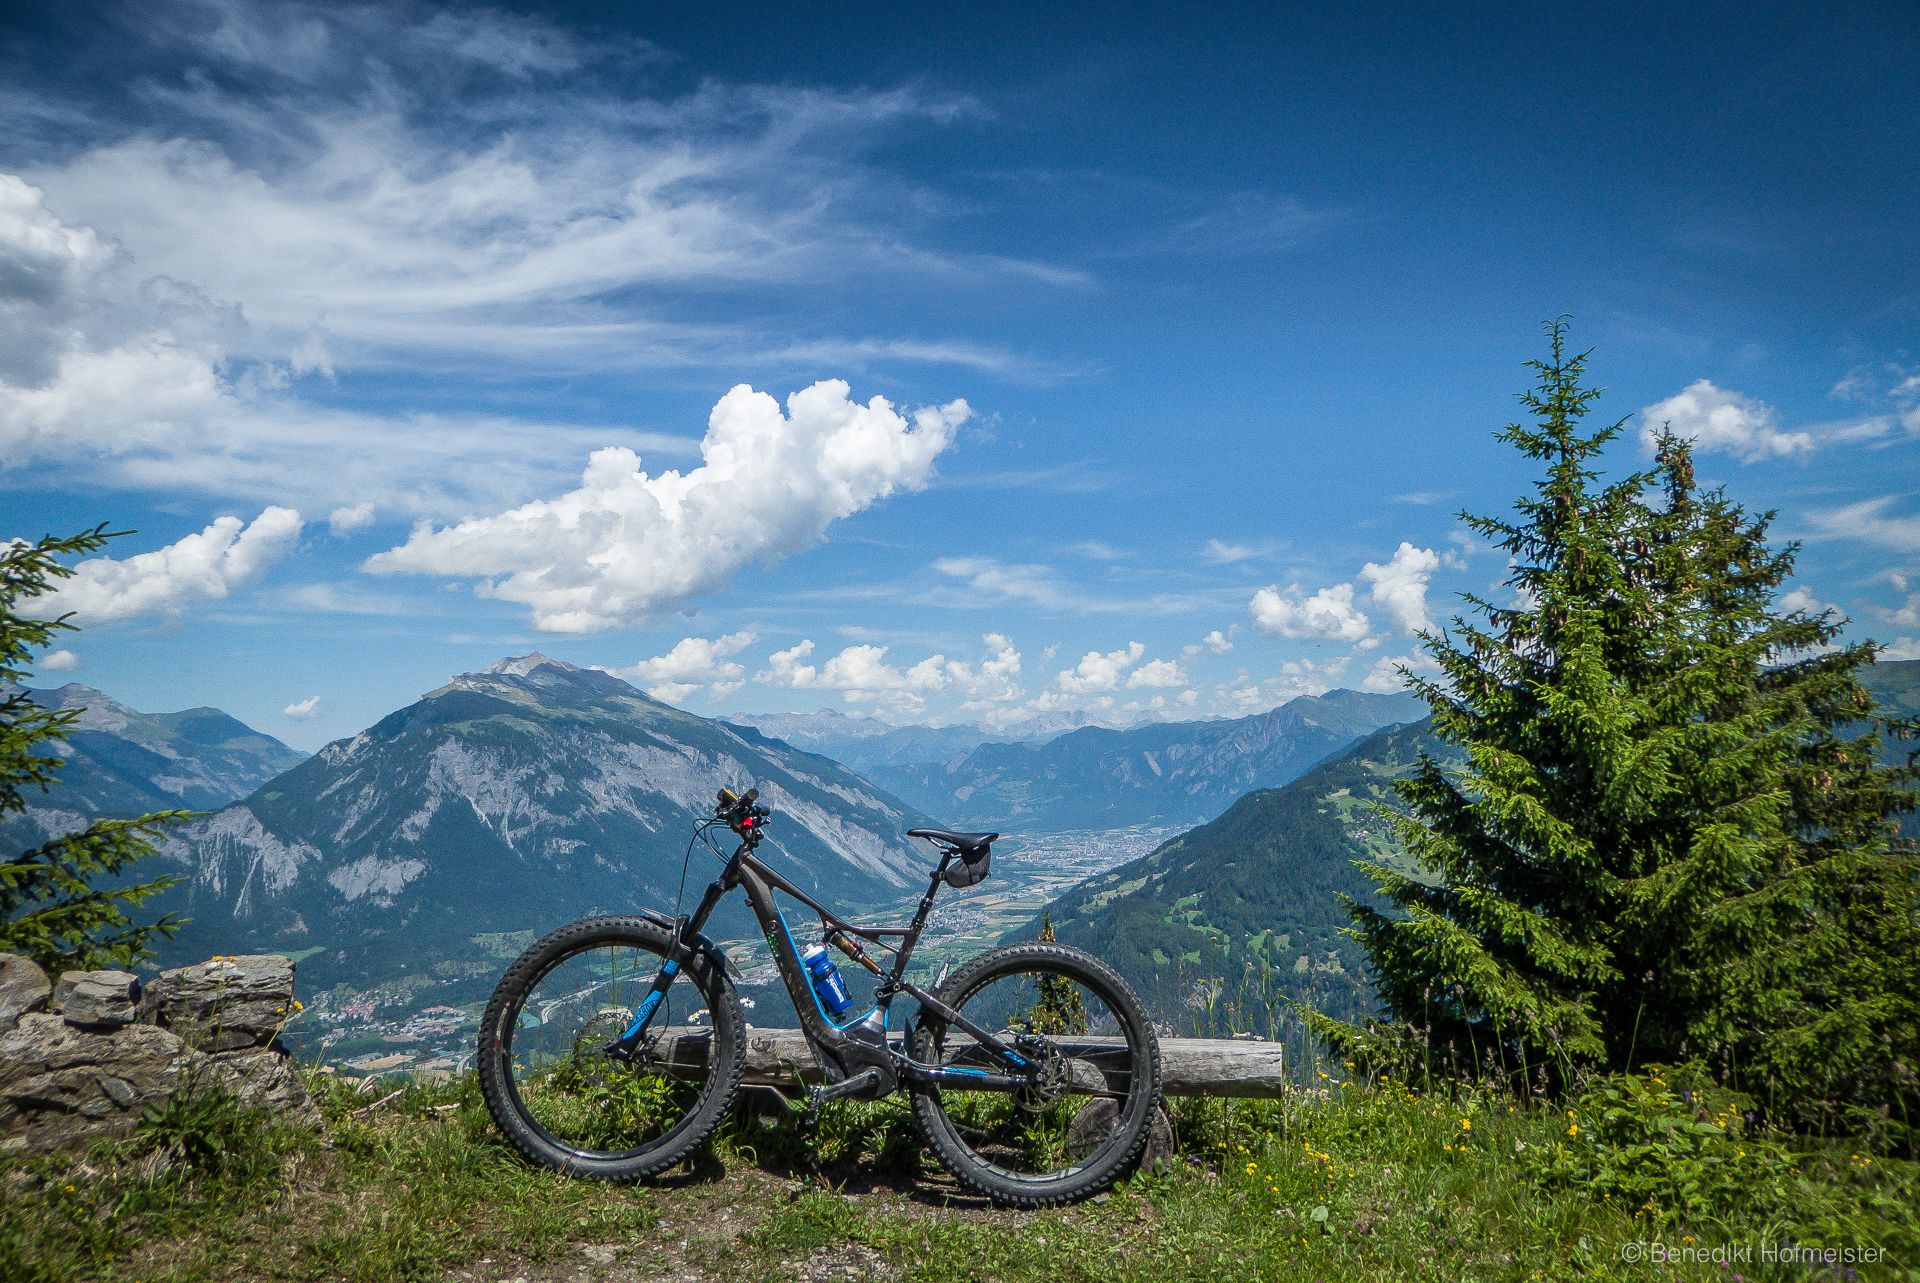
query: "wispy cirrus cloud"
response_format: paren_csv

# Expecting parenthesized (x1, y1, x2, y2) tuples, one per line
(1803, 496, 1920, 553)
(0, 0, 1077, 519)
(931, 556, 1240, 616)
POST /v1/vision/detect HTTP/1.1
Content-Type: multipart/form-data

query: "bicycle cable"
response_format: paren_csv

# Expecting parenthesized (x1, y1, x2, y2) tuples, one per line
(673, 817, 725, 922)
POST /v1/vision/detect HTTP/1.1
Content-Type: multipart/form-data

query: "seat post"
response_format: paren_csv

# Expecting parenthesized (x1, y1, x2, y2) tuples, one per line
(886, 859, 950, 985)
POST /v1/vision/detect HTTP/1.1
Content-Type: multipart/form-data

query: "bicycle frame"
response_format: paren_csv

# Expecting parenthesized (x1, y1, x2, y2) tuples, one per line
(610, 830, 1033, 1099)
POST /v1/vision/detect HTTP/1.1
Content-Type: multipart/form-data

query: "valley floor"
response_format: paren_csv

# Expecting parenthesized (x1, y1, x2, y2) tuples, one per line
(4, 1068, 1915, 1283)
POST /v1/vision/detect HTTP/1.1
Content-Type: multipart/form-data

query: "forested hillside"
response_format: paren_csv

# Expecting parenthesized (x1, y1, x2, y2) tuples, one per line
(1032, 719, 1452, 1036)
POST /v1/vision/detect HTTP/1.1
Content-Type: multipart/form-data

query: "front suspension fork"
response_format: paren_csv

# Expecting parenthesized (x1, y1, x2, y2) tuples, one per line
(610, 872, 731, 1057)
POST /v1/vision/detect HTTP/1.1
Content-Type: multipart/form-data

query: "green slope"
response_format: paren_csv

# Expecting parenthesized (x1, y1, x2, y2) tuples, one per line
(1032, 718, 1452, 1036)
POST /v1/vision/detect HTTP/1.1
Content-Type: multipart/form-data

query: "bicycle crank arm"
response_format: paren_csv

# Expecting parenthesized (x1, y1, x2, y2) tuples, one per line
(806, 1066, 886, 1113)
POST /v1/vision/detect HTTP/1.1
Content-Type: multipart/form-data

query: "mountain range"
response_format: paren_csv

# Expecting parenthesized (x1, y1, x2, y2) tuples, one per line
(150, 655, 941, 996)
(2, 683, 306, 849)
(725, 709, 1004, 774)
(19, 653, 1908, 1068)
(864, 688, 1427, 832)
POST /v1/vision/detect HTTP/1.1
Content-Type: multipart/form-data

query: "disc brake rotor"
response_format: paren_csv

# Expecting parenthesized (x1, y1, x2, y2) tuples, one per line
(1012, 1035, 1071, 1111)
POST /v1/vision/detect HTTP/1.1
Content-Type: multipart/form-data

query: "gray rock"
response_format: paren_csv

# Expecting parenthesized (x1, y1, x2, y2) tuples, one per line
(0, 1013, 201, 1152)
(140, 955, 296, 1051)
(55, 969, 140, 1028)
(1065, 1098, 1176, 1174)
(0, 953, 51, 1033)
(210, 1047, 317, 1123)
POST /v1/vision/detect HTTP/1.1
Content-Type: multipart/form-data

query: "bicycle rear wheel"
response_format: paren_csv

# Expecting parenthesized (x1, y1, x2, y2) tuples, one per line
(477, 915, 745, 1181)
(909, 941, 1161, 1206)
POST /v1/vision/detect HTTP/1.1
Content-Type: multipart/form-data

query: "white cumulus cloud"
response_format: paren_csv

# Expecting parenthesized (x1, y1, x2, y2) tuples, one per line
(756, 633, 1021, 714)
(1361, 650, 1439, 695)
(1778, 585, 1838, 620)
(610, 631, 758, 703)
(366, 381, 966, 632)
(328, 502, 376, 536)
(1183, 627, 1234, 658)
(1359, 542, 1442, 635)
(39, 648, 80, 672)
(1056, 642, 1146, 694)
(1248, 582, 1371, 642)
(283, 695, 321, 719)
(1126, 657, 1187, 688)
(24, 507, 303, 624)
(1639, 380, 1813, 463)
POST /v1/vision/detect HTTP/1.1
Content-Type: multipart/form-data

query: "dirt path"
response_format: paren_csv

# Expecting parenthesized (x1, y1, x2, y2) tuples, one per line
(436, 1160, 1054, 1283)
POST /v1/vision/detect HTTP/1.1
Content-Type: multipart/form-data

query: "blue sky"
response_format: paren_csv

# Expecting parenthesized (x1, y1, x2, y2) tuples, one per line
(3, 0, 1917, 750)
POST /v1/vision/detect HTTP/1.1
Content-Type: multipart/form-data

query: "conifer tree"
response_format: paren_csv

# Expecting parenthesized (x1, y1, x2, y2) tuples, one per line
(1, 526, 189, 971)
(1315, 323, 1919, 1147)
(1029, 910, 1090, 1035)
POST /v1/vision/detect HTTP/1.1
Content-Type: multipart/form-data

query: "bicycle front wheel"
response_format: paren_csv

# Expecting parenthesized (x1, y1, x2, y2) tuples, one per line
(909, 941, 1162, 1206)
(477, 915, 745, 1181)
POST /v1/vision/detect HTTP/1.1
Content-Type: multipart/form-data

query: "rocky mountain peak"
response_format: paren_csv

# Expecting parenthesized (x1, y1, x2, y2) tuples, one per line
(439, 652, 631, 704)
(481, 652, 577, 677)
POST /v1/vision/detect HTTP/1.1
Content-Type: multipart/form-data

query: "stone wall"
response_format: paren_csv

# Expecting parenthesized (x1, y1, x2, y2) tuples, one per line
(0, 952, 316, 1154)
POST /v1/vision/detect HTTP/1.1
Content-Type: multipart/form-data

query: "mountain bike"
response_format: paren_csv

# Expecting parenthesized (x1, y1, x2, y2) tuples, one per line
(477, 787, 1162, 1206)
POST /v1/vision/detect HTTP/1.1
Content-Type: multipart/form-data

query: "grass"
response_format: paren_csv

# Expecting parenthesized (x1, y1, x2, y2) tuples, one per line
(3, 1066, 1915, 1282)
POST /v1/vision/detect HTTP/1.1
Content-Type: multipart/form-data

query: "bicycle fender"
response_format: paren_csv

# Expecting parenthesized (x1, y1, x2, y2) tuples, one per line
(636, 908, 742, 980)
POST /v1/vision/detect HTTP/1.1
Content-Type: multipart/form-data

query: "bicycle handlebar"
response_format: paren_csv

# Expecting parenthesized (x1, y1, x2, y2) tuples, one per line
(715, 786, 770, 837)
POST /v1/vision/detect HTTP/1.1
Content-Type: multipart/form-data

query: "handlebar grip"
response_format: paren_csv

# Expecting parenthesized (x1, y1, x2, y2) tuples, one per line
(715, 786, 761, 819)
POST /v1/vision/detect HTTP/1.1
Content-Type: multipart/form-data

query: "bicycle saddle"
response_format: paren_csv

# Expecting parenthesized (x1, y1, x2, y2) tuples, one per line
(906, 827, 998, 855)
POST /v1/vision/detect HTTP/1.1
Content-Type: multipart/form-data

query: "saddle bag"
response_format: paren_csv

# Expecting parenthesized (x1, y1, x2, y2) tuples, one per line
(943, 847, 991, 888)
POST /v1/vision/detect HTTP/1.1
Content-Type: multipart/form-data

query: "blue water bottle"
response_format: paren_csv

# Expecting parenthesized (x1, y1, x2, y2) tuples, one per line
(802, 943, 854, 1017)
